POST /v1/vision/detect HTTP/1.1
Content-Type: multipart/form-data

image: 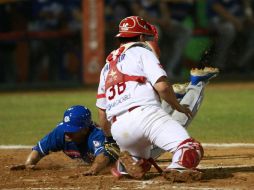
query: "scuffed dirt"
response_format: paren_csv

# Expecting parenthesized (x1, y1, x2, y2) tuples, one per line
(0, 147, 253, 189)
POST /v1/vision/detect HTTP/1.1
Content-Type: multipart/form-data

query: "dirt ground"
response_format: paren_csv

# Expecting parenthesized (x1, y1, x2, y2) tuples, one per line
(0, 147, 253, 190)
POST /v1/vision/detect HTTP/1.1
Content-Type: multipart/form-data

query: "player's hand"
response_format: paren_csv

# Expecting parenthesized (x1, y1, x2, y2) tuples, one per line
(10, 164, 35, 171)
(177, 104, 193, 119)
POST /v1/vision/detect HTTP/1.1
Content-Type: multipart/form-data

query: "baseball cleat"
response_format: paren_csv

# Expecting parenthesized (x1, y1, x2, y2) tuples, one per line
(118, 151, 146, 179)
(172, 83, 189, 99)
(163, 168, 203, 183)
(190, 67, 219, 85)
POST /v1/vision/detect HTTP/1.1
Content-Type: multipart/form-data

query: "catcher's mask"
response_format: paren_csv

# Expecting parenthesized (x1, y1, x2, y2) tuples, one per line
(116, 16, 160, 58)
(116, 16, 155, 38)
(60, 105, 92, 133)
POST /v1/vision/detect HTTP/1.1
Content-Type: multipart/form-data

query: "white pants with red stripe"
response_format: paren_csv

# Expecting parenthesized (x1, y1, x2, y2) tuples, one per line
(111, 105, 190, 159)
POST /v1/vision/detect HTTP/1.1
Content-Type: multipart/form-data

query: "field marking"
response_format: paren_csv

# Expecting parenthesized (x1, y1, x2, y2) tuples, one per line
(158, 163, 254, 169)
(0, 145, 33, 149)
(202, 143, 254, 148)
(1, 143, 254, 149)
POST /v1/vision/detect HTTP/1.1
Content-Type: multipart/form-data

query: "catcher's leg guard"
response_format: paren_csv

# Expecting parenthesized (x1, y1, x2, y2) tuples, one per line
(169, 138, 204, 169)
(163, 138, 204, 182)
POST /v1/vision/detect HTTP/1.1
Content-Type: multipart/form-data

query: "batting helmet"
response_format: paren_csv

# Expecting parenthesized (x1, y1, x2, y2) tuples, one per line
(116, 16, 155, 38)
(60, 105, 92, 133)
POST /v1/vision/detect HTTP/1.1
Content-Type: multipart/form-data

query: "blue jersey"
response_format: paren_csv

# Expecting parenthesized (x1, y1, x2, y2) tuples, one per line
(33, 123, 106, 163)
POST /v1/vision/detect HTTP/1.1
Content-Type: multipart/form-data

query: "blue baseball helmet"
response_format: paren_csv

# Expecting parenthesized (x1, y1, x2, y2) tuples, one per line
(60, 105, 92, 133)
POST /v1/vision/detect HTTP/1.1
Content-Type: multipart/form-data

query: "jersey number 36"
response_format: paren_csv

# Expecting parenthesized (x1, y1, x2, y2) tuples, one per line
(108, 82, 126, 100)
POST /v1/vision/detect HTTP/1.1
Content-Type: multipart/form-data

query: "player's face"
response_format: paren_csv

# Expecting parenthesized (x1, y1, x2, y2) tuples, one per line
(66, 128, 89, 143)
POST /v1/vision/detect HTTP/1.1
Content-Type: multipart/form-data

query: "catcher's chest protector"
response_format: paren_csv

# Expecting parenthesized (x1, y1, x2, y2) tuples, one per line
(105, 43, 147, 91)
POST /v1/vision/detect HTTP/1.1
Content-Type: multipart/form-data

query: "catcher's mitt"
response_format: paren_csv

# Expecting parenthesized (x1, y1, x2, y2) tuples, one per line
(104, 141, 120, 162)
(119, 151, 151, 179)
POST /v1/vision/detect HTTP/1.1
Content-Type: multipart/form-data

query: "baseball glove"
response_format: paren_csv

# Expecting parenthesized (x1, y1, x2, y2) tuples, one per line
(119, 151, 151, 179)
(104, 141, 120, 162)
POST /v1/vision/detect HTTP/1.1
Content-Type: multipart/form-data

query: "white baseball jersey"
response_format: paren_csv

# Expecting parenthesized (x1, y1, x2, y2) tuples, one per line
(96, 42, 191, 163)
(96, 43, 167, 121)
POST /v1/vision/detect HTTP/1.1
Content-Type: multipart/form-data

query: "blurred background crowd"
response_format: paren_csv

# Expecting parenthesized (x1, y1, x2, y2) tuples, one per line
(0, 0, 254, 87)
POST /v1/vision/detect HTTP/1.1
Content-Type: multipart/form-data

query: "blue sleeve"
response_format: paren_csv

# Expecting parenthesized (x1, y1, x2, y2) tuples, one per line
(88, 128, 106, 157)
(32, 126, 65, 156)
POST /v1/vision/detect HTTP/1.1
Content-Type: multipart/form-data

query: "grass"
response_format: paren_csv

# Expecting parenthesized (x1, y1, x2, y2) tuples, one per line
(0, 83, 254, 144)
(189, 83, 254, 143)
(0, 90, 97, 145)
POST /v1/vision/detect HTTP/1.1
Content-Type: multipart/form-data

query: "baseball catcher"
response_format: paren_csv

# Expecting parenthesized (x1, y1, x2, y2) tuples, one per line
(10, 105, 119, 175)
(96, 16, 219, 182)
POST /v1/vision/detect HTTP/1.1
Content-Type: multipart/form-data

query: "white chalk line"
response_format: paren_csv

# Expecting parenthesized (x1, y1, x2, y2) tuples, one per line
(202, 143, 254, 148)
(0, 145, 33, 149)
(1, 143, 254, 149)
(158, 163, 254, 169)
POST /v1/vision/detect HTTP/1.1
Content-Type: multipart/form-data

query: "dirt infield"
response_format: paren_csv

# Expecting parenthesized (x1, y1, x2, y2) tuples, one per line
(1, 147, 253, 190)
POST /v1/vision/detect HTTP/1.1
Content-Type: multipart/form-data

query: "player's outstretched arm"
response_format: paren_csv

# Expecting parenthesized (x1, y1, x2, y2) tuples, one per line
(82, 153, 110, 176)
(10, 150, 43, 170)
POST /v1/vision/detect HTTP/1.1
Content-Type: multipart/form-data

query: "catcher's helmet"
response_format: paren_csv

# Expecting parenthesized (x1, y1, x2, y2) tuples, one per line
(61, 105, 92, 133)
(116, 16, 155, 38)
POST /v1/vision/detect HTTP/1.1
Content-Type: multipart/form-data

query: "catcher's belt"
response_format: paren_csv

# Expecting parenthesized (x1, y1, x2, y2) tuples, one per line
(112, 106, 140, 123)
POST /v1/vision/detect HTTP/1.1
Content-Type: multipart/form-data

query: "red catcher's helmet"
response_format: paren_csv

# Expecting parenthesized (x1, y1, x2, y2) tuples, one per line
(116, 16, 155, 38)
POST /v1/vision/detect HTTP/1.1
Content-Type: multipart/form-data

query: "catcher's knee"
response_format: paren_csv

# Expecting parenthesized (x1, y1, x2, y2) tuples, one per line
(172, 138, 204, 169)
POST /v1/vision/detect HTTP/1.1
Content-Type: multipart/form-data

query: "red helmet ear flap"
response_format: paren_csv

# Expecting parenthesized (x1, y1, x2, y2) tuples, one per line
(144, 24, 160, 58)
(148, 24, 159, 42)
